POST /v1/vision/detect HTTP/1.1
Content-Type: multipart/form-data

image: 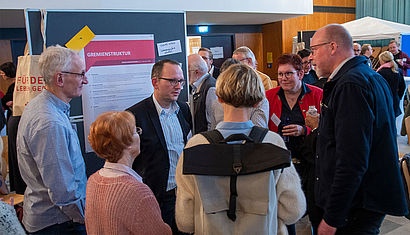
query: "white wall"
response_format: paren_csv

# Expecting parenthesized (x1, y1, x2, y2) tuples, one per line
(1, 0, 312, 15)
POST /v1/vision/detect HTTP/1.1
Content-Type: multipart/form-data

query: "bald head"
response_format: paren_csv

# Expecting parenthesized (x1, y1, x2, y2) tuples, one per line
(310, 24, 354, 77)
(320, 24, 353, 51)
(188, 54, 209, 84)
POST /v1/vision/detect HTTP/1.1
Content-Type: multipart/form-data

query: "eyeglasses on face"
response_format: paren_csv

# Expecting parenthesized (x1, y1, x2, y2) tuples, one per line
(61, 71, 86, 79)
(136, 127, 142, 135)
(302, 61, 311, 65)
(158, 77, 185, 86)
(201, 56, 210, 61)
(278, 71, 297, 79)
(310, 41, 332, 55)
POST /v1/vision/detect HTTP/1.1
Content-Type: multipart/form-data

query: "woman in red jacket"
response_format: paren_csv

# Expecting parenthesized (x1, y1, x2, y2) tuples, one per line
(266, 53, 323, 235)
(266, 53, 323, 181)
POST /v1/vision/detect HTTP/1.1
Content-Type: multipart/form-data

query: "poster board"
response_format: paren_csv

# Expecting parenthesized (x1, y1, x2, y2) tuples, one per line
(26, 9, 188, 176)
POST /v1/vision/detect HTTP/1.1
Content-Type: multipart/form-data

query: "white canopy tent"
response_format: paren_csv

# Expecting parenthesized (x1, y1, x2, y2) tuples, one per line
(342, 16, 410, 42)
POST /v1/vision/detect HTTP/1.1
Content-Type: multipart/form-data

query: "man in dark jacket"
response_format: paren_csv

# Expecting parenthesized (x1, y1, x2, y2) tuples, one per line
(188, 54, 216, 134)
(310, 24, 408, 235)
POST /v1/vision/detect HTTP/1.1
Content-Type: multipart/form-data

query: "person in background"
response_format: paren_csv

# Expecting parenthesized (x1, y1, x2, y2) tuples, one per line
(126, 59, 191, 234)
(188, 54, 217, 134)
(377, 51, 405, 118)
(85, 111, 171, 235)
(310, 23, 408, 235)
(210, 58, 269, 129)
(297, 49, 318, 84)
(388, 39, 410, 76)
(17, 45, 88, 234)
(233, 46, 276, 90)
(361, 44, 373, 68)
(0, 62, 16, 121)
(175, 63, 306, 235)
(198, 47, 220, 78)
(0, 62, 25, 194)
(353, 42, 361, 56)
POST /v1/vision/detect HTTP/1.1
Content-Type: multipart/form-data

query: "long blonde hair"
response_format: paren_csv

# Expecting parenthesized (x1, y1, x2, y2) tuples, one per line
(379, 51, 399, 73)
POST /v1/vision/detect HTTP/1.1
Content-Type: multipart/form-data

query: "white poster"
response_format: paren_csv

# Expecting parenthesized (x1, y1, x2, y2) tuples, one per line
(210, 46, 224, 59)
(157, 39, 182, 56)
(81, 34, 155, 152)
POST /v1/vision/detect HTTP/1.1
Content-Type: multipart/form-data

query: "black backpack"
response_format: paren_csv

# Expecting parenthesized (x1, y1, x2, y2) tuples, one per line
(400, 154, 410, 219)
(183, 126, 291, 221)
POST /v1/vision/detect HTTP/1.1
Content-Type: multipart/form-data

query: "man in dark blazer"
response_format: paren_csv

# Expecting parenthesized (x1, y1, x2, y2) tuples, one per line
(310, 24, 408, 235)
(127, 59, 191, 234)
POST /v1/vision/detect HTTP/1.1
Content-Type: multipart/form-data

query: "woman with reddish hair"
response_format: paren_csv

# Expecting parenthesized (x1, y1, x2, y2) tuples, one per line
(266, 54, 323, 235)
(85, 111, 171, 235)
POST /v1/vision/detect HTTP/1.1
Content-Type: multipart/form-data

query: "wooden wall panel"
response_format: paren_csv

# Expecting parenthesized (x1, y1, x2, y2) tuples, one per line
(0, 40, 13, 94)
(314, 0, 356, 7)
(306, 13, 329, 31)
(345, 13, 356, 22)
(235, 33, 264, 71)
(262, 22, 282, 79)
(0, 40, 12, 66)
(282, 12, 356, 53)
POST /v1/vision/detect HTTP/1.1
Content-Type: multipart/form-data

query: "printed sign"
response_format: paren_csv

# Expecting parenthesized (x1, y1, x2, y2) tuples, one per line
(157, 40, 182, 56)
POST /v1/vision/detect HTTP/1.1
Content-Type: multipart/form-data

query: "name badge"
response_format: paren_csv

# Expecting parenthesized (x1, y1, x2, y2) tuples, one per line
(270, 113, 281, 127)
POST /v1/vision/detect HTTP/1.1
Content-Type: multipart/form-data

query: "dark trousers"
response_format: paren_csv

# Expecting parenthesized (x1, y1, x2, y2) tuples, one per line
(29, 221, 86, 235)
(313, 208, 385, 235)
(158, 188, 185, 235)
(336, 208, 385, 235)
(7, 116, 26, 194)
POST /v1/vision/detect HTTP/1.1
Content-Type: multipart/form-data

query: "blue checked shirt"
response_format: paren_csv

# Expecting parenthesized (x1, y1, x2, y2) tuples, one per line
(17, 89, 87, 233)
(152, 96, 185, 191)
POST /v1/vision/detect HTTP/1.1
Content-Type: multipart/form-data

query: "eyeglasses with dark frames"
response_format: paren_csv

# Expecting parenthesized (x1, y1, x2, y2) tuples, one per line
(61, 71, 86, 79)
(158, 78, 185, 86)
(310, 42, 332, 55)
(278, 71, 297, 79)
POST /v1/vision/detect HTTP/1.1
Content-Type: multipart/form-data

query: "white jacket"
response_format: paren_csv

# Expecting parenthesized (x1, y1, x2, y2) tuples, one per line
(175, 130, 306, 235)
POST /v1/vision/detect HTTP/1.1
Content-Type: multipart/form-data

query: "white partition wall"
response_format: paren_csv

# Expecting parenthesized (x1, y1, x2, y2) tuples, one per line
(1, 0, 313, 25)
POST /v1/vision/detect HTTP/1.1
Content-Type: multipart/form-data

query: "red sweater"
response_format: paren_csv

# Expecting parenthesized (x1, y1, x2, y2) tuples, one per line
(85, 173, 171, 235)
(266, 84, 323, 134)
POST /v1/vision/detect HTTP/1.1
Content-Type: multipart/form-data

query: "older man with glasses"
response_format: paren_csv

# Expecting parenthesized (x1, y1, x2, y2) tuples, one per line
(17, 45, 89, 234)
(126, 59, 192, 234)
(232, 46, 276, 90)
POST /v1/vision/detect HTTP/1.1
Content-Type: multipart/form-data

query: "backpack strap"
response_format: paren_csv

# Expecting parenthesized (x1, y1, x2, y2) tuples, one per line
(201, 129, 224, 144)
(248, 126, 269, 143)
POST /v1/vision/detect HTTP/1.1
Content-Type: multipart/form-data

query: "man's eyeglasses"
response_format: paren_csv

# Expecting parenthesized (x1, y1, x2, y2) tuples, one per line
(239, 58, 250, 62)
(201, 56, 210, 61)
(61, 71, 86, 79)
(302, 61, 311, 65)
(278, 71, 297, 79)
(136, 127, 142, 135)
(159, 78, 185, 86)
(310, 41, 332, 55)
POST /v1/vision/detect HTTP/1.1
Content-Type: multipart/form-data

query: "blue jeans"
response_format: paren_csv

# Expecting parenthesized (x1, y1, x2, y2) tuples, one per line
(29, 221, 86, 235)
